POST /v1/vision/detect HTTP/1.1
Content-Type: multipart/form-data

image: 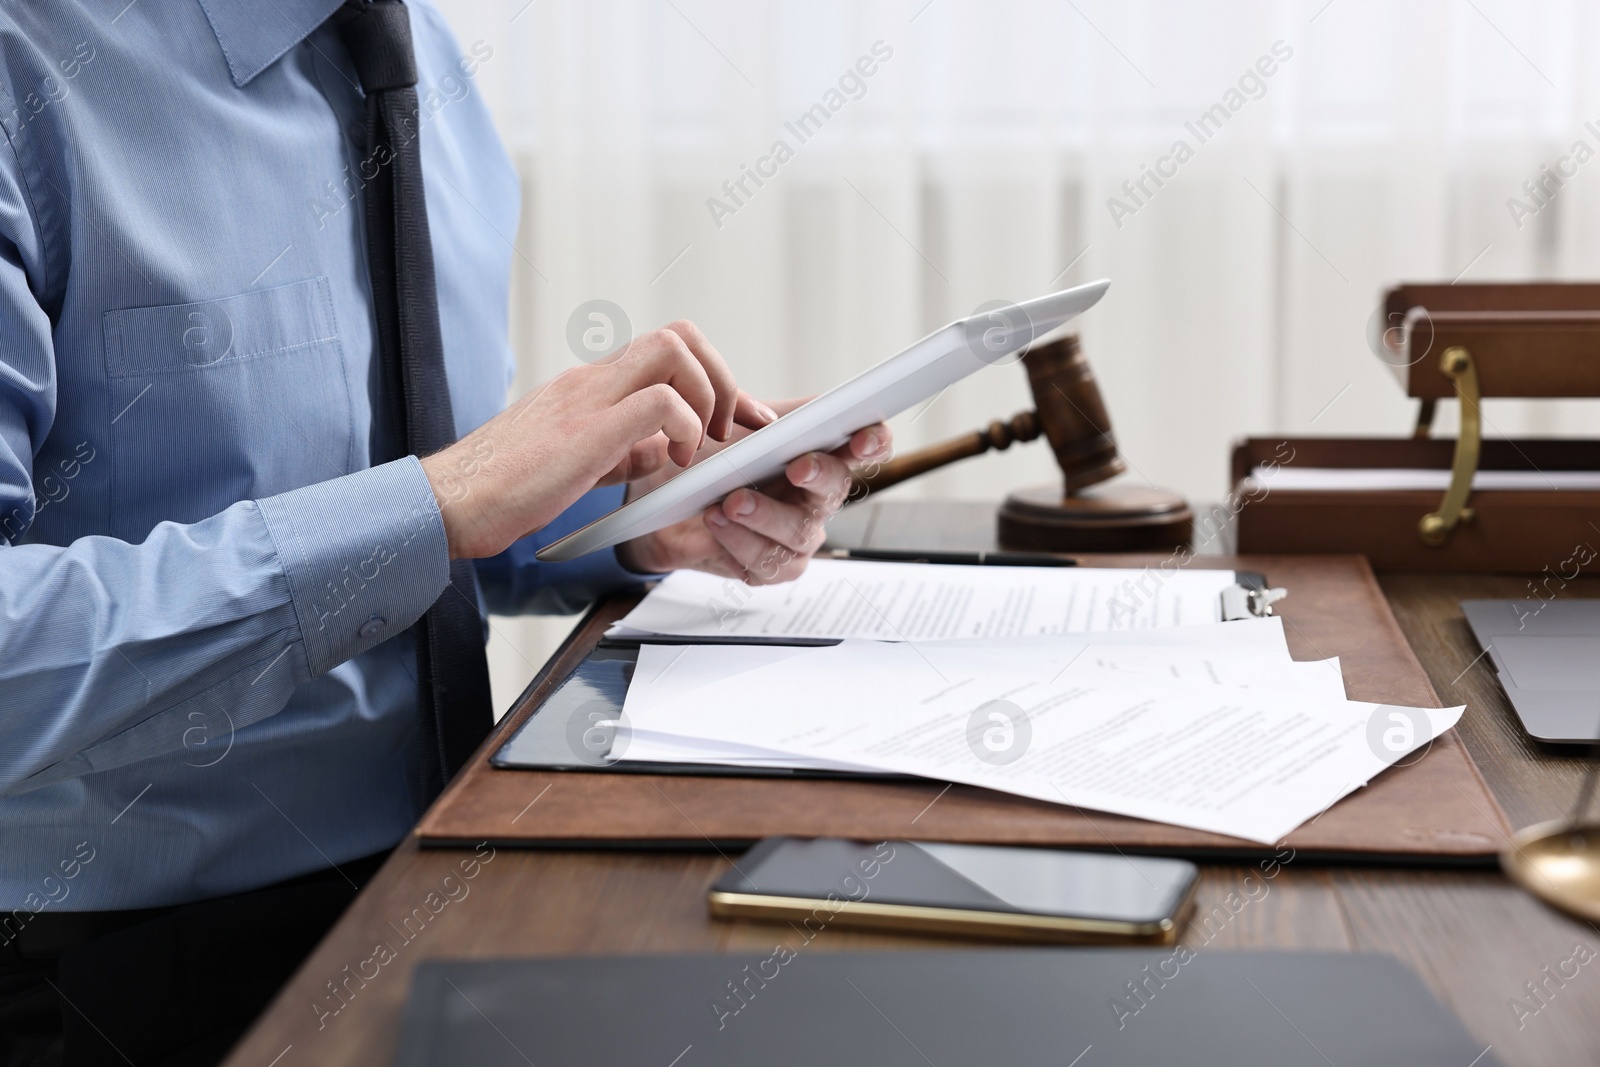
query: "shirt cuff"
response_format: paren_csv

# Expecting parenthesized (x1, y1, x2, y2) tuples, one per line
(475, 484, 664, 615)
(257, 457, 450, 677)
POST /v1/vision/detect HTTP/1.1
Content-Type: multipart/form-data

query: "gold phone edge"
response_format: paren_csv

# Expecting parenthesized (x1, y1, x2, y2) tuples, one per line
(707, 881, 1198, 947)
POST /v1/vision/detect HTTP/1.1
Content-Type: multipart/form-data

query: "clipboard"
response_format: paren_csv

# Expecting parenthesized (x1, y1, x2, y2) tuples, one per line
(418, 553, 1510, 864)
(489, 568, 1278, 776)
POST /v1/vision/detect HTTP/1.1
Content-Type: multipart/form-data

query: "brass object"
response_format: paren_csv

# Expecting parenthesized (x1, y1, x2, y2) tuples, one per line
(853, 334, 1192, 553)
(708, 886, 1194, 945)
(1503, 757, 1600, 922)
(1502, 820, 1600, 924)
(1418, 346, 1481, 546)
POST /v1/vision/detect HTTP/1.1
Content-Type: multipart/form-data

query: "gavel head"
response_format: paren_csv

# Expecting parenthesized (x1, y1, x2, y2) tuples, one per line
(1021, 333, 1125, 494)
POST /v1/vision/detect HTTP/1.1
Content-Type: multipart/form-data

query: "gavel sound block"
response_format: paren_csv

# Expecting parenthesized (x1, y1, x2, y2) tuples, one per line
(856, 334, 1193, 552)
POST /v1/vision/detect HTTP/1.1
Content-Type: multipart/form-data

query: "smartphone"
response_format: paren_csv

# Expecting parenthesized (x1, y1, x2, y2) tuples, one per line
(709, 837, 1199, 944)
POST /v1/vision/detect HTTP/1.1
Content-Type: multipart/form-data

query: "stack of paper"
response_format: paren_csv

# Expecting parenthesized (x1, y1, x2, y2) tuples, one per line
(608, 610, 1461, 844)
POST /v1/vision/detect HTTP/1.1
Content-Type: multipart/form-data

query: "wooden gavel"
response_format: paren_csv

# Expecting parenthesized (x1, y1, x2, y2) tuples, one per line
(855, 333, 1125, 496)
(852, 332, 1193, 552)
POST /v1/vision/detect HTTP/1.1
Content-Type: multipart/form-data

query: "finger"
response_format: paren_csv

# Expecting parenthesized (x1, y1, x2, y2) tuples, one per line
(681, 514, 755, 580)
(733, 390, 780, 431)
(614, 329, 717, 447)
(766, 395, 815, 418)
(843, 422, 892, 464)
(693, 554, 753, 581)
(705, 508, 810, 585)
(599, 432, 672, 486)
(721, 484, 830, 557)
(606, 382, 705, 469)
(784, 450, 853, 513)
(663, 320, 741, 442)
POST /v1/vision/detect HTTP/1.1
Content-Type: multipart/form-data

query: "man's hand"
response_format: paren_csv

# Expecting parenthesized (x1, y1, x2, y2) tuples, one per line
(616, 397, 892, 583)
(420, 321, 772, 560)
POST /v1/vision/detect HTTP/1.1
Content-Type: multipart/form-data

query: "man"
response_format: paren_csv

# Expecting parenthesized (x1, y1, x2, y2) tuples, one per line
(0, 1, 887, 1062)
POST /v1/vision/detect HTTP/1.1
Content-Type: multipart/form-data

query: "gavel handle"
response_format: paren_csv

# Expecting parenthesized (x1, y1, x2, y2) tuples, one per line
(853, 410, 1041, 496)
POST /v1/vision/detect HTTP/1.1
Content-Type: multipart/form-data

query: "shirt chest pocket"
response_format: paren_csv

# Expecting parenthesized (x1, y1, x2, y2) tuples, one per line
(103, 277, 356, 541)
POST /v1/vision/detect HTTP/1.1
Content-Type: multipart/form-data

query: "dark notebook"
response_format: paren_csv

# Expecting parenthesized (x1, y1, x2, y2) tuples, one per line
(393, 950, 1496, 1067)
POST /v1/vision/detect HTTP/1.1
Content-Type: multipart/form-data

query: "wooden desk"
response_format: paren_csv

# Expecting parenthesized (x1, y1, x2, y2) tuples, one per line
(224, 501, 1600, 1067)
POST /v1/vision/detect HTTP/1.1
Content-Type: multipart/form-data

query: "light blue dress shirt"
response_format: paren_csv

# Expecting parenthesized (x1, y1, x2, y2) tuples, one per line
(0, 0, 642, 912)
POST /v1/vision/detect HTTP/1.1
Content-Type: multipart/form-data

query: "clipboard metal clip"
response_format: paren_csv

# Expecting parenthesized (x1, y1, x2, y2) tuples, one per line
(1221, 584, 1288, 621)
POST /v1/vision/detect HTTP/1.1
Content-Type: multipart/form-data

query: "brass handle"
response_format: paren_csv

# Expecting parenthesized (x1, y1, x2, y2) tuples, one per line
(1418, 346, 1480, 546)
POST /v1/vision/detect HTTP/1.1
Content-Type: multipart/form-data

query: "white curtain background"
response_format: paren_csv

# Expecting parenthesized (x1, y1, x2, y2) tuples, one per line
(428, 0, 1600, 712)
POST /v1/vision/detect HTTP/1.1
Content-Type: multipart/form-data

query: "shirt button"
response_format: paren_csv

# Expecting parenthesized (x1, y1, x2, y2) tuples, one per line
(359, 615, 387, 640)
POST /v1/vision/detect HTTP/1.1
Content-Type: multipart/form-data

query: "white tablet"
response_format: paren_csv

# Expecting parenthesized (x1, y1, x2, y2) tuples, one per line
(537, 280, 1110, 563)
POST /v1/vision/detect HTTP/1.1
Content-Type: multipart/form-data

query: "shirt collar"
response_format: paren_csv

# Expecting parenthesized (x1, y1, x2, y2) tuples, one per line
(197, 0, 348, 87)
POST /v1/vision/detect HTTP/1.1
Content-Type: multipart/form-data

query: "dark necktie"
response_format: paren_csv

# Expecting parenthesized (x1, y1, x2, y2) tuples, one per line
(336, 0, 492, 800)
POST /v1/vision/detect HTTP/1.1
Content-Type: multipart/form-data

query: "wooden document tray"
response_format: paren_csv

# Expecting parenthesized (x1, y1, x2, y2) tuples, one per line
(1236, 282, 1600, 572)
(1232, 437, 1600, 572)
(416, 554, 1510, 866)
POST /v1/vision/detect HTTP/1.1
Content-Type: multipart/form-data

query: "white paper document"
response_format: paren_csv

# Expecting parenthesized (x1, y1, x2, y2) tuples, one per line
(618, 633, 1458, 844)
(1248, 465, 1600, 492)
(619, 620, 1342, 770)
(617, 620, 1338, 773)
(620, 643, 870, 771)
(611, 559, 1241, 640)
